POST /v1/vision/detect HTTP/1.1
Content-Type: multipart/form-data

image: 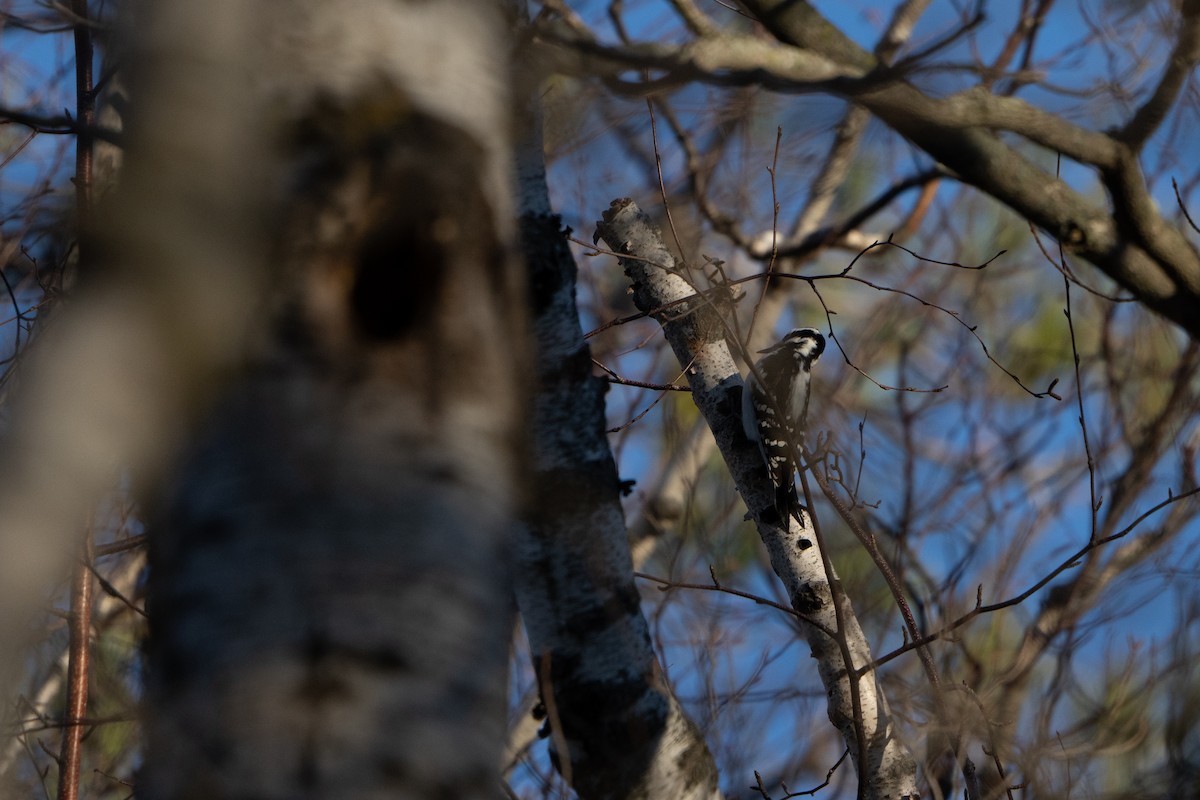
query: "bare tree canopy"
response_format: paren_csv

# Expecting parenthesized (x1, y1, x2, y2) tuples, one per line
(1, 1, 1199, 799)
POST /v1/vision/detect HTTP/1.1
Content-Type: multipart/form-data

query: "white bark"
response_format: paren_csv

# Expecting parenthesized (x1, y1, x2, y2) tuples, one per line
(594, 198, 920, 800)
(65, 1, 522, 797)
(512, 97, 721, 800)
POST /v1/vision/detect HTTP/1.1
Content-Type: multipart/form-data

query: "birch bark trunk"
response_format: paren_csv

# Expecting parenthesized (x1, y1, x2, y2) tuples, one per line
(118, 2, 528, 797)
(595, 198, 920, 800)
(512, 96, 722, 800)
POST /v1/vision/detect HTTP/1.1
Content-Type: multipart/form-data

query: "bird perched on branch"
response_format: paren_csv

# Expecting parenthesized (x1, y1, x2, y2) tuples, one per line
(741, 328, 825, 527)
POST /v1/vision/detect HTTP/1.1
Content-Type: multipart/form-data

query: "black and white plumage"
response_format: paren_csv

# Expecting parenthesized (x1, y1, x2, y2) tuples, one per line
(741, 328, 825, 525)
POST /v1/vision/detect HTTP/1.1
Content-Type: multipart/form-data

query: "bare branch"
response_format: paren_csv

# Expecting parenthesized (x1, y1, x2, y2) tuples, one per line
(738, 0, 1200, 339)
(542, 0, 1200, 337)
(595, 197, 920, 799)
(1118, 0, 1200, 148)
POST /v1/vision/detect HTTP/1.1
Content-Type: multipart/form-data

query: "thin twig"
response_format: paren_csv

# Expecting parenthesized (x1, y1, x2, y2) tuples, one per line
(591, 358, 690, 392)
(633, 569, 836, 638)
(1028, 223, 1134, 302)
(71, 0, 95, 239)
(93, 534, 146, 557)
(863, 482, 1200, 672)
(1172, 177, 1200, 234)
(56, 7, 97, 797)
(753, 748, 850, 798)
(55, 525, 94, 800)
(1063, 273, 1100, 541)
(748, 126, 784, 344)
(646, 100, 688, 265)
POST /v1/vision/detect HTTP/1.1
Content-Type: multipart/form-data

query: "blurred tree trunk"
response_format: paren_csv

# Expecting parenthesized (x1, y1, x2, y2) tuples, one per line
(119, 2, 528, 797)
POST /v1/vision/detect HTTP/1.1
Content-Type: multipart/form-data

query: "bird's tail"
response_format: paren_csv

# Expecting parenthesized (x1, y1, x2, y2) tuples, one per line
(774, 482, 804, 530)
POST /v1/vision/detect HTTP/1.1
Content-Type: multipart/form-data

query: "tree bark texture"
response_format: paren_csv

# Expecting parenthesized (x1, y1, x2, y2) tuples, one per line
(122, 2, 527, 798)
(595, 198, 920, 800)
(512, 102, 722, 800)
